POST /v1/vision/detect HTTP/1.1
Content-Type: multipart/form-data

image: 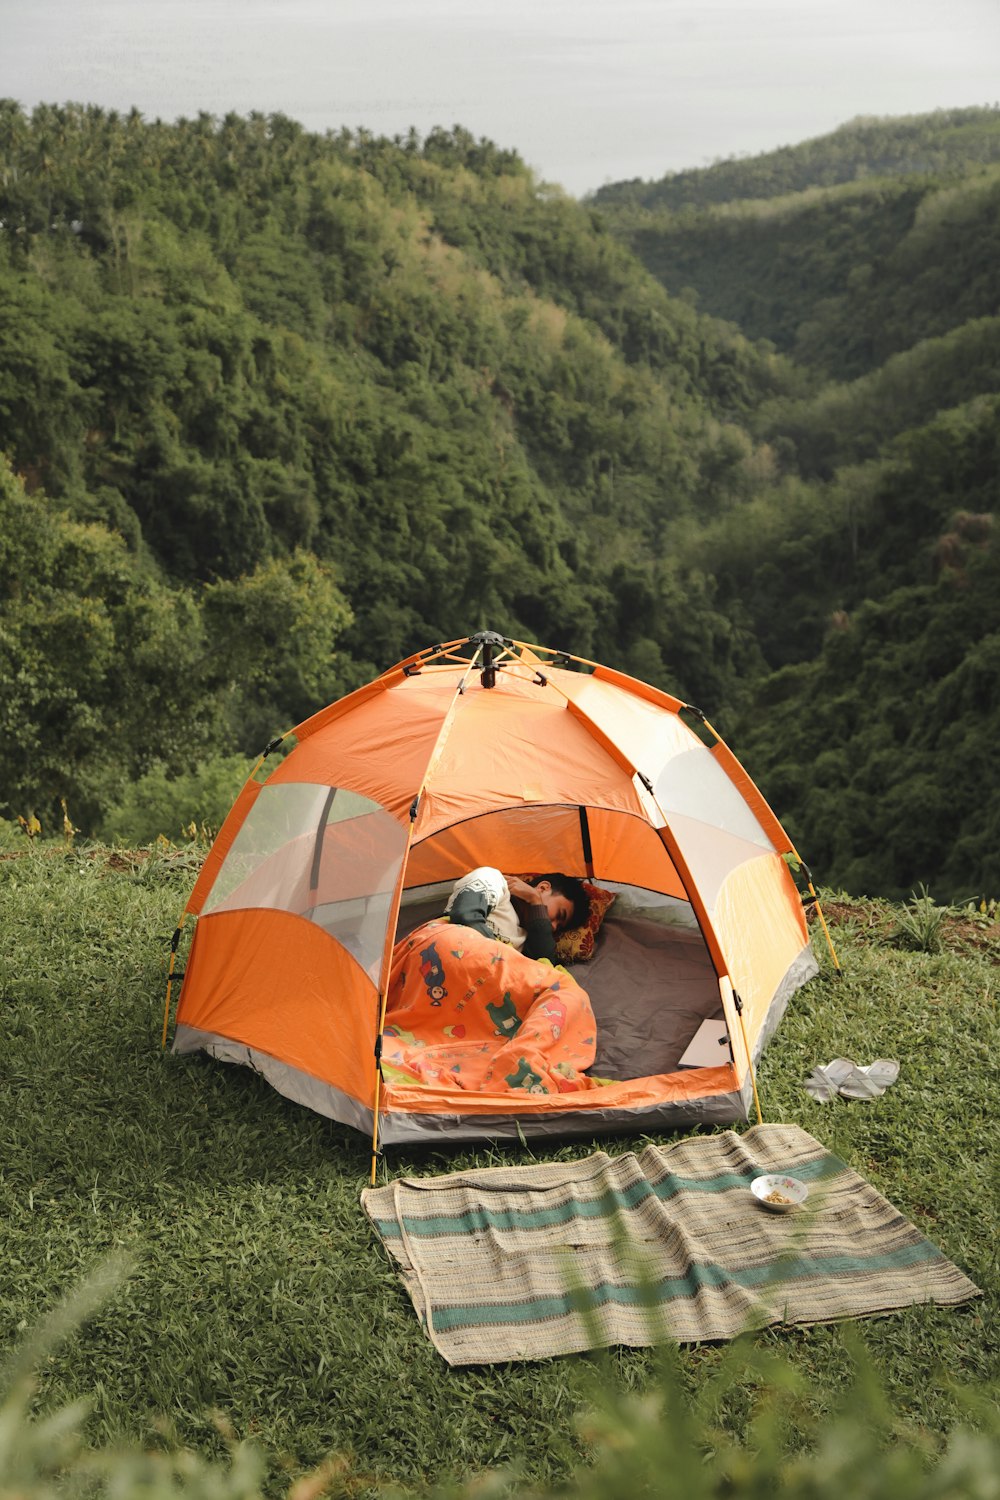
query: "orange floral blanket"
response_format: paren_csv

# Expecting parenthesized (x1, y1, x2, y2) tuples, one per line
(382, 919, 602, 1095)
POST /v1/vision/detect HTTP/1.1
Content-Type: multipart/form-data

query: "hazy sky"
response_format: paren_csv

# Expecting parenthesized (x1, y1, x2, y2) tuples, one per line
(1, 0, 998, 195)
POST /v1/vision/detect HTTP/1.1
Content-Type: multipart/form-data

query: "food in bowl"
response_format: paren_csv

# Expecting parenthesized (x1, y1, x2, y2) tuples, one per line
(750, 1173, 809, 1211)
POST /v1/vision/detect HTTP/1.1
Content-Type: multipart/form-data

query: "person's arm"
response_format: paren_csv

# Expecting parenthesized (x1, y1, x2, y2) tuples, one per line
(519, 904, 557, 963)
(447, 886, 499, 942)
(506, 876, 558, 962)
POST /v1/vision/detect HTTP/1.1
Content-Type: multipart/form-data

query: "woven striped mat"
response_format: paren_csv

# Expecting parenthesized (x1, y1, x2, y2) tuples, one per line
(362, 1123, 981, 1365)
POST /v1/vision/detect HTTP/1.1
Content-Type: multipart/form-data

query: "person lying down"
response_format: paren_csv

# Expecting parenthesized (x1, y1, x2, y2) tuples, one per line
(381, 867, 608, 1096)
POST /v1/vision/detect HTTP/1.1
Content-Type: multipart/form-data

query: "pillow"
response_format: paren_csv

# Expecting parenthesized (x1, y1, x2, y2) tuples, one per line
(554, 881, 616, 963)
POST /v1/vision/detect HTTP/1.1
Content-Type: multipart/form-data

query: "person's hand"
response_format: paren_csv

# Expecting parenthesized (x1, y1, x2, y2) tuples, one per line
(505, 875, 544, 904)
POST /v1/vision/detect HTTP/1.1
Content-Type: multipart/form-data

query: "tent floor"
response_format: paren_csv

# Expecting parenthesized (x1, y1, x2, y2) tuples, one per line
(579, 914, 721, 1080)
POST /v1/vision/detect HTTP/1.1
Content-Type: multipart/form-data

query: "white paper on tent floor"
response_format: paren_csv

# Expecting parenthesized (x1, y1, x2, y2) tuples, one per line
(678, 1018, 732, 1068)
(804, 1058, 900, 1102)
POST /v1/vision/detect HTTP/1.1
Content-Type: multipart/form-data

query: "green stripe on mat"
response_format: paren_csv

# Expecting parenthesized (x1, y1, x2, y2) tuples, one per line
(429, 1237, 947, 1332)
(371, 1151, 842, 1241)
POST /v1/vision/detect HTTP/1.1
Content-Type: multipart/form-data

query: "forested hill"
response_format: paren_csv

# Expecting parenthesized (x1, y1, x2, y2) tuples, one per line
(0, 102, 796, 827)
(589, 108, 1000, 898)
(589, 108, 1000, 379)
(589, 106, 1000, 213)
(1, 103, 997, 900)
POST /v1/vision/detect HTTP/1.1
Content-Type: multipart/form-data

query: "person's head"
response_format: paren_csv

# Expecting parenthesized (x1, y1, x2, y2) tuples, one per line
(532, 873, 590, 934)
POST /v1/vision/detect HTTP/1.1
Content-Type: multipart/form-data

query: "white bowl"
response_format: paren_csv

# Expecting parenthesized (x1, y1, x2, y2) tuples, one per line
(750, 1173, 809, 1211)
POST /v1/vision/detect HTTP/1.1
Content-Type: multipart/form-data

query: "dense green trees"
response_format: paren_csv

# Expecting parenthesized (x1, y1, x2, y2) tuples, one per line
(591, 112, 1000, 896)
(0, 459, 353, 832)
(739, 540, 1000, 896)
(0, 102, 997, 897)
(603, 168, 1000, 381)
(589, 106, 1000, 212)
(0, 103, 781, 686)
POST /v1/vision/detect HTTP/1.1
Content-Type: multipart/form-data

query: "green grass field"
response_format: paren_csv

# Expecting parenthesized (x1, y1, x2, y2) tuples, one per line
(0, 842, 996, 1496)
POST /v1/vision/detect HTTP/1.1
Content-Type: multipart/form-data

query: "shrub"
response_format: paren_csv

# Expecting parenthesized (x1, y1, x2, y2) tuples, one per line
(98, 753, 248, 846)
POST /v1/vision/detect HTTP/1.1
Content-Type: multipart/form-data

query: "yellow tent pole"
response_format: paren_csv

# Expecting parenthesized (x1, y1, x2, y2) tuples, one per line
(733, 994, 764, 1126)
(368, 643, 486, 1187)
(805, 879, 842, 974)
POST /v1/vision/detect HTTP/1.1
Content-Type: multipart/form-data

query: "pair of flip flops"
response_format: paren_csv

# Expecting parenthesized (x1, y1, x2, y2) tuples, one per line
(804, 1057, 900, 1102)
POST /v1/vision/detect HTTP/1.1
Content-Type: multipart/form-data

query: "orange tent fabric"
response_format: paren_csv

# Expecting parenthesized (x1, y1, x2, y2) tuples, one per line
(171, 634, 820, 1159)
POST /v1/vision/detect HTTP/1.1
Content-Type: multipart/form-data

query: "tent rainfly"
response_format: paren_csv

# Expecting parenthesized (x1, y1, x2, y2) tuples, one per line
(166, 634, 829, 1176)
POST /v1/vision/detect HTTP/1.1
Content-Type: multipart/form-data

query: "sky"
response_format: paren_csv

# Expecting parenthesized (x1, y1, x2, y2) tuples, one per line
(1, 0, 998, 196)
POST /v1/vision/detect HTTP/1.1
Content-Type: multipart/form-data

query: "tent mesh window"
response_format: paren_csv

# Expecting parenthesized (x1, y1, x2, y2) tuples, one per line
(203, 783, 407, 982)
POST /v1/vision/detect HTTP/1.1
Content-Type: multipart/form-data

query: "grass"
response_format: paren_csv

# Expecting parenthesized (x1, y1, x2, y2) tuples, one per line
(0, 844, 996, 1494)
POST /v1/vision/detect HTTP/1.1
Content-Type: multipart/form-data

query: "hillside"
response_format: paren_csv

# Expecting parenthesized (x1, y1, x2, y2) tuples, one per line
(590, 106, 1000, 213)
(591, 120, 1000, 383)
(0, 103, 998, 897)
(590, 110, 1000, 897)
(0, 102, 802, 829)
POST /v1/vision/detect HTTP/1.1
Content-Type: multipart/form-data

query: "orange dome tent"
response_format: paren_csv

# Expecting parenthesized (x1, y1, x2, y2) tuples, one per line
(167, 634, 827, 1176)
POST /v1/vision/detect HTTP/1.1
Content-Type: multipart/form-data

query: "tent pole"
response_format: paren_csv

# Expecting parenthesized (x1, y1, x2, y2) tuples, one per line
(786, 854, 841, 974)
(368, 643, 487, 1186)
(805, 878, 842, 974)
(369, 1044, 385, 1186)
(733, 993, 764, 1125)
(161, 913, 188, 1047)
